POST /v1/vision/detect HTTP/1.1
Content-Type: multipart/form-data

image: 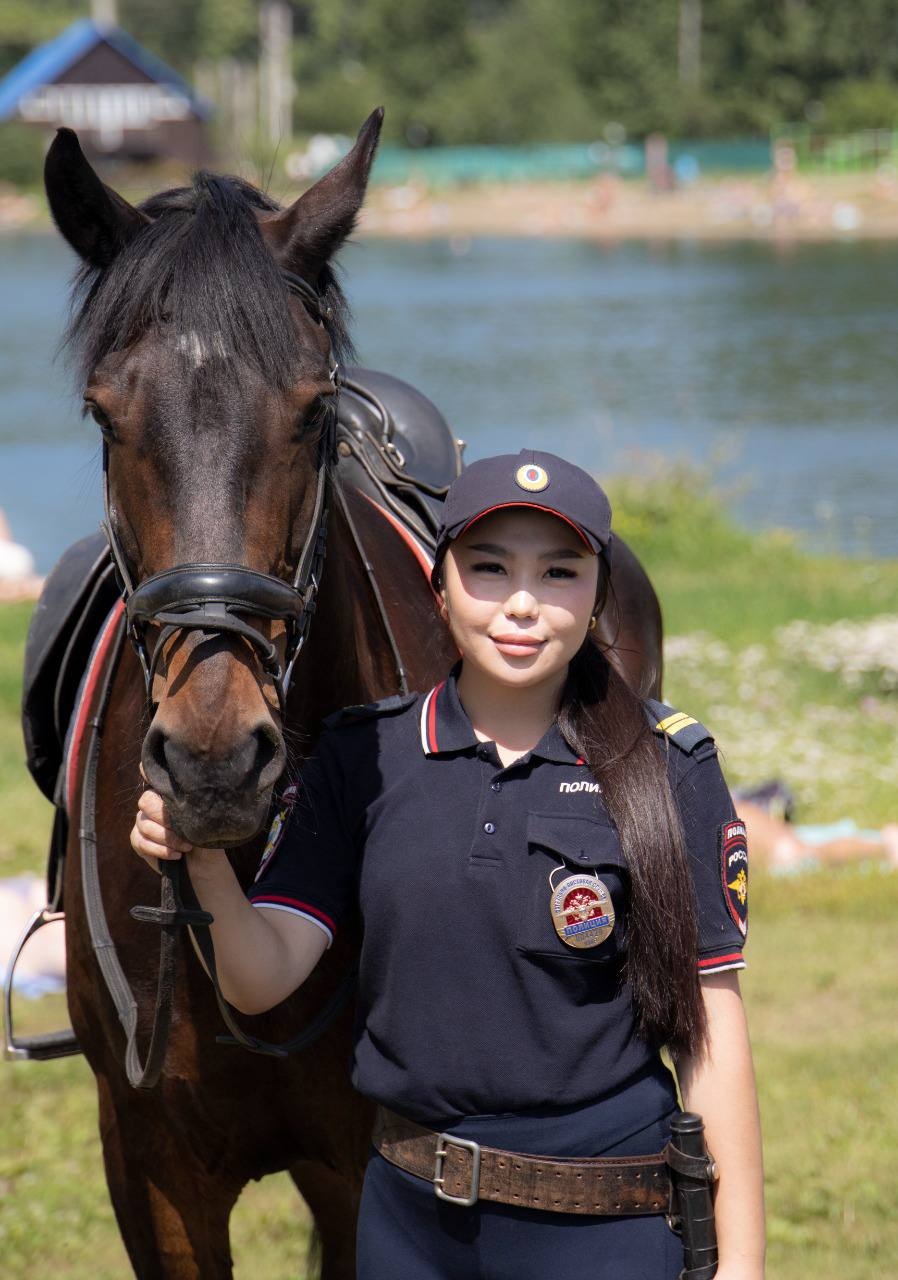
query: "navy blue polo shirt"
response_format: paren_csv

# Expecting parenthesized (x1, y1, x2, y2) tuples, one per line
(250, 667, 747, 1126)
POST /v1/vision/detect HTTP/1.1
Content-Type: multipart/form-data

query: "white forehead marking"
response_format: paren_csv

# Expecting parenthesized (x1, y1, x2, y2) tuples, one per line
(176, 330, 228, 368)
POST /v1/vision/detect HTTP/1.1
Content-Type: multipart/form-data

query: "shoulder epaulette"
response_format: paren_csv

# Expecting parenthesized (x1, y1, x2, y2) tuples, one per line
(323, 692, 417, 730)
(644, 698, 716, 757)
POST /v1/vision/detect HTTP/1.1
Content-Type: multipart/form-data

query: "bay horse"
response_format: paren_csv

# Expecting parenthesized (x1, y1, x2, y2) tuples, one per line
(43, 110, 664, 1278)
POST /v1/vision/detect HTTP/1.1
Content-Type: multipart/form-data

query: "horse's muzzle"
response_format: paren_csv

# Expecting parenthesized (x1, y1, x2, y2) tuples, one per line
(141, 720, 285, 847)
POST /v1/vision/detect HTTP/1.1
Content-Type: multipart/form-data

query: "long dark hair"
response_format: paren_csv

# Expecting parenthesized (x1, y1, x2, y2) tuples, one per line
(556, 570, 707, 1059)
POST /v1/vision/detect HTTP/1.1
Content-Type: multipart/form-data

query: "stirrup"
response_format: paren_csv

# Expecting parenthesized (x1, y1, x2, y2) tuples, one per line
(2, 906, 81, 1061)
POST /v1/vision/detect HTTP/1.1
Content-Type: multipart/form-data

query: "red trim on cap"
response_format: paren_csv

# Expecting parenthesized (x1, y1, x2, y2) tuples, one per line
(460, 503, 595, 549)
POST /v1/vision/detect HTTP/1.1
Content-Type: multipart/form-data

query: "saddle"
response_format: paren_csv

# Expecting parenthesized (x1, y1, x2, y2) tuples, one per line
(337, 365, 463, 546)
(20, 367, 461, 810)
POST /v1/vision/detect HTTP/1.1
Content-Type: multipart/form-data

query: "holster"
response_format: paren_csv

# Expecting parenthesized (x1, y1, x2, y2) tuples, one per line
(666, 1112, 719, 1280)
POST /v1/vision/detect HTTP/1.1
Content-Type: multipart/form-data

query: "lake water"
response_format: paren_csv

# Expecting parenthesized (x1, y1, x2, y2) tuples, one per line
(1, 232, 896, 572)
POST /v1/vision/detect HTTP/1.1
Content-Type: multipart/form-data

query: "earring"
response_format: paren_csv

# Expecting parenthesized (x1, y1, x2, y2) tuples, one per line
(588, 615, 598, 631)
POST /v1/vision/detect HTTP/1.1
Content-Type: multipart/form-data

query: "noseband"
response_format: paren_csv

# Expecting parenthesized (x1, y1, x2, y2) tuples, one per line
(103, 270, 337, 717)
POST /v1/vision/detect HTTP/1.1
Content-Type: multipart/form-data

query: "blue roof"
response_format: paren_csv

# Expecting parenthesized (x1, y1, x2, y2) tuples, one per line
(0, 18, 214, 121)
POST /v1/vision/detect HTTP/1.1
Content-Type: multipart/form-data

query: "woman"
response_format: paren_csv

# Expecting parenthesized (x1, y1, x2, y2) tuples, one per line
(132, 450, 765, 1279)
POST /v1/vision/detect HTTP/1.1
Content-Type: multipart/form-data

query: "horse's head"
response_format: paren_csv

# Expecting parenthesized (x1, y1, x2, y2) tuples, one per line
(45, 111, 383, 846)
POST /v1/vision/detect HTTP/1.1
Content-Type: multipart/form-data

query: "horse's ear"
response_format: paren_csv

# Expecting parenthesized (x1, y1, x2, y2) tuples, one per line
(261, 107, 384, 278)
(44, 128, 150, 268)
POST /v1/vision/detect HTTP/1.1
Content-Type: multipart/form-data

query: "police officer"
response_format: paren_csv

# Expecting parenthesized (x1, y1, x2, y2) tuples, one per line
(132, 450, 765, 1280)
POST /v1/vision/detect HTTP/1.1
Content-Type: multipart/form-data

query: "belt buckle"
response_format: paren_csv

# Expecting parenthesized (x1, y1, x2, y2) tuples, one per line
(433, 1133, 481, 1207)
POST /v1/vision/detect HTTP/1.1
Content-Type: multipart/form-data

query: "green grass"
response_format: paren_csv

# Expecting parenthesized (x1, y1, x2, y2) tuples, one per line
(0, 602, 54, 878)
(1, 473, 896, 1276)
(610, 464, 898, 643)
(611, 466, 898, 824)
(0, 994, 314, 1276)
(748, 871, 898, 1279)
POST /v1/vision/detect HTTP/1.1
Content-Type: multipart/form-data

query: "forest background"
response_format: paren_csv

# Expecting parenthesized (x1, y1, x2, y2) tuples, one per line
(2, 0, 898, 149)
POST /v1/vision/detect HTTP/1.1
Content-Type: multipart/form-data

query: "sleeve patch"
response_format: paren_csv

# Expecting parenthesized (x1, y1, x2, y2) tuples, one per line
(253, 783, 299, 883)
(719, 819, 748, 937)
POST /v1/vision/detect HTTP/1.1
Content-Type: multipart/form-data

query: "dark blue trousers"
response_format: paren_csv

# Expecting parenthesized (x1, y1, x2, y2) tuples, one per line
(357, 1069, 685, 1280)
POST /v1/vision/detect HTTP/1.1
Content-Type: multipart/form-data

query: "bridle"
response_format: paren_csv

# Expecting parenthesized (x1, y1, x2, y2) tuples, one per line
(103, 269, 338, 718)
(80, 269, 361, 1090)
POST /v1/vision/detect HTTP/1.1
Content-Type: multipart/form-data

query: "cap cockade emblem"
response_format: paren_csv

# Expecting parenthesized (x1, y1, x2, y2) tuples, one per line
(515, 463, 549, 492)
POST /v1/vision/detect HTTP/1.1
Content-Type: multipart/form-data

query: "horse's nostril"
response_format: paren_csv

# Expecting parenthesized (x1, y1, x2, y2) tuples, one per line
(142, 724, 173, 791)
(253, 725, 285, 790)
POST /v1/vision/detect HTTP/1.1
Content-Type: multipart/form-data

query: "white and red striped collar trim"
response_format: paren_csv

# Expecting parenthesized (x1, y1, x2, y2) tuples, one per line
(419, 672, 583, 764)
(420, 681, 446, 754)
(419, 676, 479, 755)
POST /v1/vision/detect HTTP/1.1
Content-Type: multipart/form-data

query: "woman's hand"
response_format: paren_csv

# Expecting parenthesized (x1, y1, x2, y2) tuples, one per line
(130, 778, 328, 1012)
(131, 788, 196, 870)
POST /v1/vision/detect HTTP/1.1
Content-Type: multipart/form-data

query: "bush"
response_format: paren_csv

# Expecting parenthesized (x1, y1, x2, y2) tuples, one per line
(821, 78, 898, 133)
(0, 122, 46, 187)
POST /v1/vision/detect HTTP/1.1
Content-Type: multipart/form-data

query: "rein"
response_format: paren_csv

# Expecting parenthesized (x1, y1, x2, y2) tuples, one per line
(79, 616, 210, 1088)
(80, 270, 391, 1087)
(79, 614, 355, 1089)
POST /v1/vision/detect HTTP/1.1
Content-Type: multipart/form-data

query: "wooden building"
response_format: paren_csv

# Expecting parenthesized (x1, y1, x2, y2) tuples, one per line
(0, 19, 213, 165)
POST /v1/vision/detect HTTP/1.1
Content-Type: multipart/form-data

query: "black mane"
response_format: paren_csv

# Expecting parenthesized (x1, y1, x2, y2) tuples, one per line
(65, 173, 353, 387)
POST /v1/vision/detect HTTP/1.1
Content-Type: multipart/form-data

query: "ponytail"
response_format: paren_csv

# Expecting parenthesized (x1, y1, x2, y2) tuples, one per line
(556, 638, 707, 1059)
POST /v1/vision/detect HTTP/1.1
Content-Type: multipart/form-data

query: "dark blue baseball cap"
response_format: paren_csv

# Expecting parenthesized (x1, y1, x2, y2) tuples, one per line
(432, 449, 613, 586)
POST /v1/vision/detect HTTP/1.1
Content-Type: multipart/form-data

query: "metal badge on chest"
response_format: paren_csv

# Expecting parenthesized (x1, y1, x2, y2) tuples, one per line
(548, 865, 616, 949)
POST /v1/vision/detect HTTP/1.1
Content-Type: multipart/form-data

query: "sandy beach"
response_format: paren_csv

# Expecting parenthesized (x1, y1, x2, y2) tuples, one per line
(358, 170, 898, 241)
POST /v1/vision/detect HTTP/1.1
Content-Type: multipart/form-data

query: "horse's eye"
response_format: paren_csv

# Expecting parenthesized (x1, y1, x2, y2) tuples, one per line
(296, 397, 330, 439)
(85, 402, 115, 437)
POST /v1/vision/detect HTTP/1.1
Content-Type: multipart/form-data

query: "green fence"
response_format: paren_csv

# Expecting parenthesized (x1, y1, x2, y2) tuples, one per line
(362, 138, 773, 187)
(773, 125, 898, 173)
(370, 142, 639, 186)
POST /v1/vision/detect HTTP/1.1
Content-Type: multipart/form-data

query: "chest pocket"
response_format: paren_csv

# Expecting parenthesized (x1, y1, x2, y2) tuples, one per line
(515, 811, 629, 964)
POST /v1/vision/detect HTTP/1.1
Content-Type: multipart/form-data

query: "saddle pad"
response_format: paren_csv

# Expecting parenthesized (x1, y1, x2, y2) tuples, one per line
(361, 493, 436, 586)
(22, 532, 119, 803)
(63, 599, 125, 816)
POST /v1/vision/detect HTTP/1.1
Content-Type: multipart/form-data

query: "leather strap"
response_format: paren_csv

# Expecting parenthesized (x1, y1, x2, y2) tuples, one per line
(333, 484, 409, 696)
(373, 1108, 675, 1216)
(78, 614, 183, 1089)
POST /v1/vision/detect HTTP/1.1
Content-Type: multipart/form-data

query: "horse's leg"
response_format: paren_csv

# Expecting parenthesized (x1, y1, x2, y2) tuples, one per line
(97, 1073, 241, 1279)
(289, 1160, 361, 1280)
